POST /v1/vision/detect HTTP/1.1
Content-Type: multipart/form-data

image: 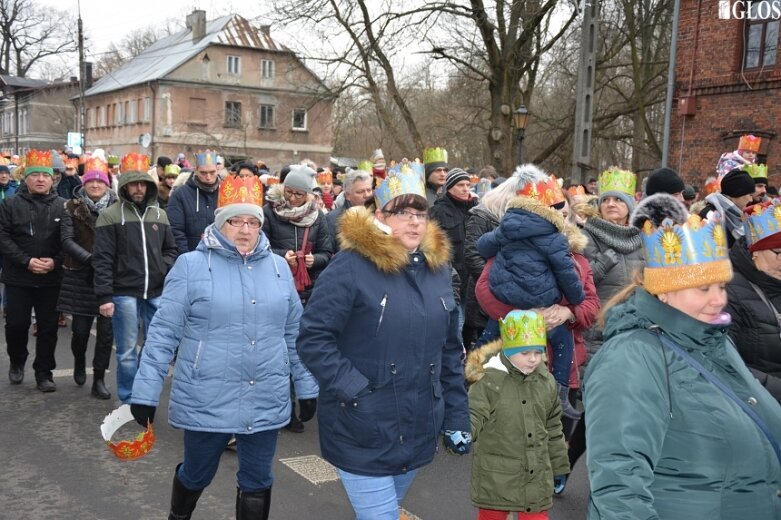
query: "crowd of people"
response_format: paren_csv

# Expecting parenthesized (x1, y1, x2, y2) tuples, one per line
(1, 137, 781, 519)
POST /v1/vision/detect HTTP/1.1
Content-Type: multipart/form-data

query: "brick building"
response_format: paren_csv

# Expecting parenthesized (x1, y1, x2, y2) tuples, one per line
(669, 0, 781, 188)
(81, 11, 335, 169)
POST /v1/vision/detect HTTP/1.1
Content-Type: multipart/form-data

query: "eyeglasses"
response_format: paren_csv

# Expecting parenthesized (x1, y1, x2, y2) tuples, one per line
(770, 249, 781, 260)
(284, 188, 307, 200)
(226, 218, 261, 229)
(384, 209, 428, 222)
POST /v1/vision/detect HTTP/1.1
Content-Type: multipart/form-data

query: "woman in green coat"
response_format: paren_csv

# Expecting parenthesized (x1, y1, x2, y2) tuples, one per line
(584, 194, 781, 519)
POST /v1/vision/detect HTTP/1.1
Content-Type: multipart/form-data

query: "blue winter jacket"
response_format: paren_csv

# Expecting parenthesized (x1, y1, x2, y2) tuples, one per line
(297, 207, 471, 476)
(477, 196, 585, 309)
(131, 225, 318, 433)
(167, 173, 219, 253)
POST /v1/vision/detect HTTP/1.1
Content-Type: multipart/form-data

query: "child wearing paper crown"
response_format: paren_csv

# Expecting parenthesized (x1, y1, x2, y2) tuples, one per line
(466, 310, 569, 520)
(475, 164, 586, 421)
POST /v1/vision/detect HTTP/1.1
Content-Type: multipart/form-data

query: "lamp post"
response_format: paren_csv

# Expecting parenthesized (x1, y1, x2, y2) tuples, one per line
(513, 105, 530, 166)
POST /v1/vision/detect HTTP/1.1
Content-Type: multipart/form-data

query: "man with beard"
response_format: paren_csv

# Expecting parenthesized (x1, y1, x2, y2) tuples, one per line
(325, 169, 374, 251)
(167, 151, 221, 253)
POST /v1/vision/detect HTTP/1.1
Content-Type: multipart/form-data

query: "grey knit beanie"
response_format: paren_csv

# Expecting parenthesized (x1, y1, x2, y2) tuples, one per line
(283, 165, 316, 193)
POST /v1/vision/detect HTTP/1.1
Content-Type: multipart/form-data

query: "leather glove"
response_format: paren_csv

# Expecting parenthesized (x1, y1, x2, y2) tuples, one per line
(443, 430, 472, 455)
(298, 398, 317, 422)
(130, 404, 156, 428)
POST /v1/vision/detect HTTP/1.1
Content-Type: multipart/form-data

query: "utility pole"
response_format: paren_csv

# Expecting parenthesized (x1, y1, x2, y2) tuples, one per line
(570, 0, 600, 185)
(661, 0, 681, 167)
(77, 0, 86, 153)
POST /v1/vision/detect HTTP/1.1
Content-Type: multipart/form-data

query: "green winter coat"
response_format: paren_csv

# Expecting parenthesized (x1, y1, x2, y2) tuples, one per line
(584, 288, 781, 520)
(467, 340, 569, 513)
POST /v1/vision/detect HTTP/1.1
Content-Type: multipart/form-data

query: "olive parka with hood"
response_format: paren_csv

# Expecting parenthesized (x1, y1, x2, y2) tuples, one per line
(296, 206, 470, 476)
(584, 288, 781, 519)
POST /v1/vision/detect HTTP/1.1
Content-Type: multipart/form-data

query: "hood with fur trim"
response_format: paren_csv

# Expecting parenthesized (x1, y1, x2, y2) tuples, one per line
(630, 193, 689, 229)
(338, 206, 451, 273)
(465, 339, 504, 383)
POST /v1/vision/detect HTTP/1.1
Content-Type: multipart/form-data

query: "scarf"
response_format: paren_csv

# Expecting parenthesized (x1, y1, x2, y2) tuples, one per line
(268, 186, 320, 227)
(193, 176, 219, 193)
(705, 193, 745, 240)
(80, 188, 112, 214)
(584, 216, 643, 254)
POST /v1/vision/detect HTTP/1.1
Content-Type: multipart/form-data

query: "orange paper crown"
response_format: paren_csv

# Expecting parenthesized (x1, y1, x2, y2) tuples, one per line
(703, 176, 721, 196)
(266, 176, 280, 185)
(120, 153, 150, 174)
(567, 185, 586, 197)
(518, 175, 566, 207)
(738, 134, 761, 153)
(24, 149, 53, 175)
(316, 170, 332, 185)
(100, 405, 156, 461)
(218, 176, 264, 208)
(85, 156, 109, 175)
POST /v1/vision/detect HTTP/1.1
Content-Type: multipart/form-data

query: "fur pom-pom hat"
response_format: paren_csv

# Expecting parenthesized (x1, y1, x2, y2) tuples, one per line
(508, 163, 549, 194)
(630, 193, 689, 230)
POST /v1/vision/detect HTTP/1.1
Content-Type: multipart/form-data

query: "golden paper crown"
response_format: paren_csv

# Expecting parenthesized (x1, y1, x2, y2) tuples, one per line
(738, 134, 761, 153)
(598, 167, 636, 197)
(121, 153, 150, 173)
(24, 149, 53, 175)
(500, 310, 547, 356)
(100, 405, 155, 461)
(164, 164, 181, 177)
(518, 175, 566, 206)
(0, 156, 9, 166)
(744, 163, 768, 181)
(107, 155, 120, 166)
(218, 176, 264, 208)
(85, 157, 108, 175)
(744, 199, 781, 250)
(423, 147, 448, 165)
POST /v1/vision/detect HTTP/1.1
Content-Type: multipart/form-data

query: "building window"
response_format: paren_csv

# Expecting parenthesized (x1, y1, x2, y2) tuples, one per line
(225, 101, 242, 127)
(114, 103, 122, 126)
(261, 59, 275, 79)
(87, 108, 95, 129)
(19, 109, 27, 135)
(189, 97, 206, 124)
(144, 97, 151, 122)
(98, 106, 105, 127)
(227, 55, 241, 75)
(292, 108, 307, 131)
(259, 104, 275, 129)
(745, 1, 780, 69)
(129, 100, 137, 124)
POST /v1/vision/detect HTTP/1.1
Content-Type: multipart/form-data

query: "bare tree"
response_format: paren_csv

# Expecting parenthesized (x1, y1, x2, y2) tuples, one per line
(92, 21, 181, 77)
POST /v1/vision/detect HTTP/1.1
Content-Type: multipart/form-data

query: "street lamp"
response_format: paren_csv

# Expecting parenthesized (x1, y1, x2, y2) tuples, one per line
(513, 105, 530, 165)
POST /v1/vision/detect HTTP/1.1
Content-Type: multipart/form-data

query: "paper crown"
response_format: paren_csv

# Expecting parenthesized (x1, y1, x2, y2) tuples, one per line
(517, 175, 566, 207)
(702, 176, 720, 196)
(744, 163, 768, 181)
(500, 310, 547, 356)
(121, 153, 150, 174)
(375, 163, 426, 209)
(85, 156, 108, 175)
(316, 170, 332, 185)
(357, 160, 373, 173)
(164, 164, 181, 177)
(423, 147, 448, 165)
(641, 213, 732, 294)
(744, 199, 781, 250)
(196, 151, 218, 167)
(218, 176, 264, 208)
(372, 149, 385, 168)
(65, 157, 79, 170)
(107, 155, 120, 167)
(266, 176, 280, 185)
(598, 168, 636, 196)
(476, 178, 492, 198)
(738, 134, 761, 153)
(567, 185, 586, 197)
(100, 405, 155, 461)
(0, 156, 9, 165)
(24, 149, 53, 175)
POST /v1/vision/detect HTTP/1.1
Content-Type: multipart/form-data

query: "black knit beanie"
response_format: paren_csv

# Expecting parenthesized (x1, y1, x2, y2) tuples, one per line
(445, 167, 471, 192)
(720, 168, 755, 198)
(646, 167, 685, 196)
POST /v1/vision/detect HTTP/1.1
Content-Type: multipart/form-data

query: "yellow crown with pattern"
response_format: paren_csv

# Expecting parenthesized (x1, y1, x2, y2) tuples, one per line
(357, 160, 373, 173)
(196, 151, 218, 167)
(500, 310, 547, 356)
(164, 164, 181, 177)
(120, 153, 150, 174)
(598, 167, 636, 197)
(423, 147, 448, 166)
(744, 163, 768, 181)
(24, 149, 53, 176)
(107, 155, 120, 167)
(744, 199, 781, 250)
(218, 176, 264, 208)
(641, 213, 732, 294)
(375, 164, 426, 209)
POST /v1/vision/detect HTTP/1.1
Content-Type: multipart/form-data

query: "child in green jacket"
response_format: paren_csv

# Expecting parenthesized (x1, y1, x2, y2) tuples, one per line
(466, 310, 569, 520)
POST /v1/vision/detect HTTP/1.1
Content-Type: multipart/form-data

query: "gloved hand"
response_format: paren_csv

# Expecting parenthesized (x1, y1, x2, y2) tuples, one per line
(130, 404, 156, 427)
(298, 398, 317, 422)
(554, 474, 568, 495)
(443, 430, 472, 455)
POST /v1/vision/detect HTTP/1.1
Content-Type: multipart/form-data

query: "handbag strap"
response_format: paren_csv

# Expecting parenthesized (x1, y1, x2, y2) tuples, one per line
(747, 281, 781, 338)
(654, 330, 781, 468)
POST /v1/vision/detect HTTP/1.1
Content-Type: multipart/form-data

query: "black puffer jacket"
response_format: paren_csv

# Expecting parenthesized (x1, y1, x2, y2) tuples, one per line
(463, 205, 500, 330)
(167, 173, 219, 253)
(726, 238, 781, 402)
(430, 193, 478, 302)
(0, 186, 65, 287)
(57, 190, 118, 316)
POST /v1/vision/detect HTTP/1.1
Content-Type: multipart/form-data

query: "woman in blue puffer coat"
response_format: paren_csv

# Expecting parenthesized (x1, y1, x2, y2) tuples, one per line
(130, 193, 318, 520)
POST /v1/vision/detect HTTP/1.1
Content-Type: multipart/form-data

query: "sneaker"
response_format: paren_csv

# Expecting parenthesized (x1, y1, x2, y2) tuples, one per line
(8, 365, 23, 384)
(36, 379, 56, 393)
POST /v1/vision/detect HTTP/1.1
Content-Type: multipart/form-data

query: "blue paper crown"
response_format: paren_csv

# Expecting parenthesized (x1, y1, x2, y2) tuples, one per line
(641, 213, 729, 269)
(195, 151, 218, 167)
(375, 163, 426, 209)
(745, 198, 781, 248)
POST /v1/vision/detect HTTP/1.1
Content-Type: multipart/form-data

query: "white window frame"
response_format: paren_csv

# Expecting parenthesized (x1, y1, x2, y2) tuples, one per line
(261, 59, 275, 79)
(259, 104, 275, 129)
(144, 97, 151, 122)
(227, 55, 241, 76)
(129, 100, 137, 124)
(19, 109, 27, 135)
(292, 108, 307, 131)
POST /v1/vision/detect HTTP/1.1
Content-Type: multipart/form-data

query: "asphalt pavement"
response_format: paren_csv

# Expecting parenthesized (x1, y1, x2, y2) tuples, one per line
(0, 314, 589, 519)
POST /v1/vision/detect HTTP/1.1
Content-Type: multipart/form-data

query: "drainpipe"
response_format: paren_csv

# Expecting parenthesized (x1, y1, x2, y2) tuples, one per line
(149, 81, 157, 160)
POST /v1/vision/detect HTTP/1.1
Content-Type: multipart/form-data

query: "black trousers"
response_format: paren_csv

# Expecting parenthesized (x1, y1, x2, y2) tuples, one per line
(71, 314, 113, 372)
(5, 284, 60, 379)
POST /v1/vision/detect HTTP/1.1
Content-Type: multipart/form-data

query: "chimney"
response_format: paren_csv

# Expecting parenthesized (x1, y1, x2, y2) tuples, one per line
(186, 10, 207, 43)
(260, 25, 271, 36)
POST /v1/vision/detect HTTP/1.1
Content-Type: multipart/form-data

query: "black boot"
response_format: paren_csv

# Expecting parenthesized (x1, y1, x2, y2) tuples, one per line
(73, 354, 86, 386)
(236, 487, 271, 520)
(169, 465, 203, 520)
(91, 370, 111, 399)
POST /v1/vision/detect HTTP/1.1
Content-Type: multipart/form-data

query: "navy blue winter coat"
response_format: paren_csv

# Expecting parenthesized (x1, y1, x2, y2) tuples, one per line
(477, 196, 584, 309)
(297, 207, 470, 476)
(167, 173, 219, 253)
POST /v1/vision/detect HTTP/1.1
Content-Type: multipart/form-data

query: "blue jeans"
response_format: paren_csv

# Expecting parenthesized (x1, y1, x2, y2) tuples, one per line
(178, 429, 279, 492)
(112, 295, 160, 403)
(477, 319, 574, 387)
(337, 468, 419, 520)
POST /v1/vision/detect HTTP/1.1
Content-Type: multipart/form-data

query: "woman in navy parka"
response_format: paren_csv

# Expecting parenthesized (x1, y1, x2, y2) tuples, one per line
(297, 175, 471, 519)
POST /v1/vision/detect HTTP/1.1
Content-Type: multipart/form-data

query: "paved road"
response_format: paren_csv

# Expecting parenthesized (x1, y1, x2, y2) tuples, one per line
(0, 315, 589, 519)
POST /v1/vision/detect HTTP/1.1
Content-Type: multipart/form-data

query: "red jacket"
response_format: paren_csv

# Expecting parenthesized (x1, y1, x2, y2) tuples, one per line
(476, 252, 600, 388)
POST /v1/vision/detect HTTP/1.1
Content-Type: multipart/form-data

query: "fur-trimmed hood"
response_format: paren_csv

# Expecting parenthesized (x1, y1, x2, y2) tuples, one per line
(505, 195, 586, 253)
(337, 206, 451, 273)
(465, 339, 503, 383)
